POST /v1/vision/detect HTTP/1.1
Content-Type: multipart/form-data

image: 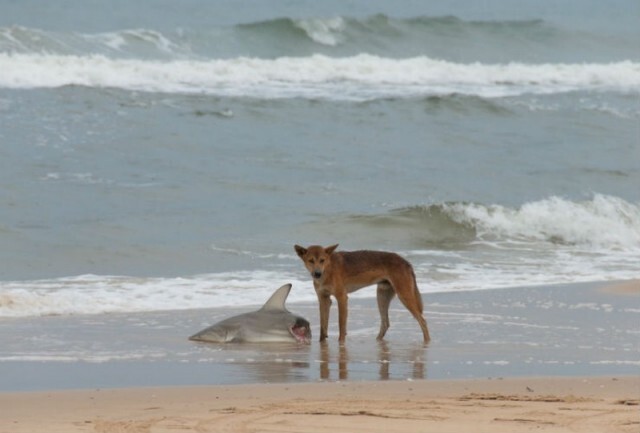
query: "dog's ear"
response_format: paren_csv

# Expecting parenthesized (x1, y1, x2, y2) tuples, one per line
(325, 244, 339, 255)
(294, 245, 307, 258)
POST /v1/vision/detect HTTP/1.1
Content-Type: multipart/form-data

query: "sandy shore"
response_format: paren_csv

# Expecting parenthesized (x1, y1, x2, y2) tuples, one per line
(2, 376, 638, 433)
(1, 280, 638, 432)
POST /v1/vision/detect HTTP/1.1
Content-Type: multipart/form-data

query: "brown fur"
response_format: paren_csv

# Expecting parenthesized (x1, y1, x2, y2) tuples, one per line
(294, 244, 430, 343)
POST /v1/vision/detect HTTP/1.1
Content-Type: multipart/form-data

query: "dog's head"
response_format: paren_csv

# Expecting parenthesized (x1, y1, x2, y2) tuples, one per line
(294, 244, 339, 281)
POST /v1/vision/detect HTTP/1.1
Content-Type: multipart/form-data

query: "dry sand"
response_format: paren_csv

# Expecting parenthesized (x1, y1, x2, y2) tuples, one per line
(2, 376, 638, 433)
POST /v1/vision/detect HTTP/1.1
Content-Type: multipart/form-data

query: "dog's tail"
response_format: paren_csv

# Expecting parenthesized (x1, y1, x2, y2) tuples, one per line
(411, 267, 424, 312)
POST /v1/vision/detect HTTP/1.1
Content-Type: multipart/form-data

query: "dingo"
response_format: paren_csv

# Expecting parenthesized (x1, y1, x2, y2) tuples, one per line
(294, 244, 430, 343)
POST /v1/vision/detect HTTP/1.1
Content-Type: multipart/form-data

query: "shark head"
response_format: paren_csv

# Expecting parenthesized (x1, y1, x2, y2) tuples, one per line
(289, 316, 312, 344)
(259, 283, 311, 344)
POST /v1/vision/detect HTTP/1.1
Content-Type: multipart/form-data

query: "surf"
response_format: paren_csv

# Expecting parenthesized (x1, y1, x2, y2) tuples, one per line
(1, 52, 638, 100)
(1, 195, 637, 319)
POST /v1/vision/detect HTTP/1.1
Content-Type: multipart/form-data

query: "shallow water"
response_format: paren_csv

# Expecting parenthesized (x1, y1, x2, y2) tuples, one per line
(1, 282, 637, 391)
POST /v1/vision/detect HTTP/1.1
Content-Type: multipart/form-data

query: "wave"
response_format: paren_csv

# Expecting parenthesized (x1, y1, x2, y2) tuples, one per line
(440, 194, 640, 248)
(0, 272, 316, 319)
(240, 15, 556, 53)
(0, 17, 561, 55)
(239, 15, 550, 46)
(238, 16, 348, 47)
(1, 52, 638, 100)
(1, 195, 637, 318)
(0, 26, 183, 59)
(336, 194, 640, 249)
(3, 15, 632, 63)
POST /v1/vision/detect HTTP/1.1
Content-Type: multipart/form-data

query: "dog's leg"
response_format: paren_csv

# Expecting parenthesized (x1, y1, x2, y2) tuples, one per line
(404, 299, 430, 343)
(412, 308, 431, 343)
(336, 292, 348, 343)
(376, 282, 395, 340)
(410, 284, 431, 343)
(317, 293, 332, 342)
(393, 276, 431, 343)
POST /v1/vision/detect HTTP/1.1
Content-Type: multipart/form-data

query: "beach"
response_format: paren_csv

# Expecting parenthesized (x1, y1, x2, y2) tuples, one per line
(1, 280, 638, 432)
(2, 377, 639, 433)
(1, 1, 639, 431)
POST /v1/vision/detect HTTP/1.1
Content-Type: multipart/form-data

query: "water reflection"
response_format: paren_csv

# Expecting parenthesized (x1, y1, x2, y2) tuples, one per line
(319, 342, 349, 380)
(319, 340, 428, 381)
(377, 340, 426, 380)
(193, 341, 312, 383)
(192, 337, 429, 383)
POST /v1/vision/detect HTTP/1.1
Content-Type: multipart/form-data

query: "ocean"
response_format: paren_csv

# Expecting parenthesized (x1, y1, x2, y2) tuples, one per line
(1, 0, 639, 321)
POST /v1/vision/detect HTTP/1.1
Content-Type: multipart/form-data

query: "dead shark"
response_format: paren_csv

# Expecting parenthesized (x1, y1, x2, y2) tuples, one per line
(189, 283, 312, 344)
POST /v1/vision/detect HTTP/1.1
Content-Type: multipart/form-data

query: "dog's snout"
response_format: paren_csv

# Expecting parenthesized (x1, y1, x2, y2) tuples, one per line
(312, 270, 322, 279)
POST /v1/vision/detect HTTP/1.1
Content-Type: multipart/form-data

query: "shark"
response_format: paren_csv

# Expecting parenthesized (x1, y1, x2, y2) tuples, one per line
(189, 283, 312, 344)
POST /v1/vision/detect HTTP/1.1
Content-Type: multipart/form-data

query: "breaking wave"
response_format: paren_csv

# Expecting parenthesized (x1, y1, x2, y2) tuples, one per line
(330, 194, 639, 250)
(2, 15, 637, 100)
(401, 194, 640, 249)
(0, 272, 315, 319)
(1, 195, 636, 318)
(447, 195, 640, 248)
(0, 52, 637, 100)
(0, 17, 567, 55)
(1, 15, 629, 61)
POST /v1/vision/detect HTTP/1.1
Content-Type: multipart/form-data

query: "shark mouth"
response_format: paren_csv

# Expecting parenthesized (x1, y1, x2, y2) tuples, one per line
(289, 319, 312, 344)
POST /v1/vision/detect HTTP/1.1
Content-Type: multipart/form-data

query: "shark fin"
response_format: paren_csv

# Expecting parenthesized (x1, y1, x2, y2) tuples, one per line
(260, 284, 292, 311)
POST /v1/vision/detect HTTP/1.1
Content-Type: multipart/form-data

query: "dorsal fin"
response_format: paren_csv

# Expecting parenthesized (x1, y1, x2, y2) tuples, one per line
(260, 284, 292, 311)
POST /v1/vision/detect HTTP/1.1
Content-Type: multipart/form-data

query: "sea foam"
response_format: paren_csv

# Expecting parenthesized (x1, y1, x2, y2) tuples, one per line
(0, 272, 315, 318)
(1, 196, 637, 319)
(1, 53, 638, 100)
(442, 194, 640, 248)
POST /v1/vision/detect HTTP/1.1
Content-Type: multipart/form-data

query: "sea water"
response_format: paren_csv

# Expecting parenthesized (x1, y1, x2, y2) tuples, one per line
(1, 0, 639, 319)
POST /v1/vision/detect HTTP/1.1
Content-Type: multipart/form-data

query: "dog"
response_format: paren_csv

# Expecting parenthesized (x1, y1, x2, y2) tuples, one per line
(294, 244, 430, 343)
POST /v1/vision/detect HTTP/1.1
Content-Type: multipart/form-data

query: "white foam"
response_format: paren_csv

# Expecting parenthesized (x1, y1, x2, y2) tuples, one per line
(2, 254, 636, 319)
(483, 360, 510, 365)
(414, 249, 640, 295)
(0, 53, 638, 100)
(442, 194, 640, 249)
(590, 360, 640, 366)
(84, 29, 182, 53)
(412, 192, 640, 290)
(0, 352, 166, 363)
(293, 17, 346, 46)
(0, 272, 317, 318)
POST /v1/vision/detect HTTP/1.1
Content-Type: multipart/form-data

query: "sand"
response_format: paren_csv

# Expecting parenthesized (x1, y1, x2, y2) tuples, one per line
(1, 376, 639, 433)
(601, 279, 640, 296)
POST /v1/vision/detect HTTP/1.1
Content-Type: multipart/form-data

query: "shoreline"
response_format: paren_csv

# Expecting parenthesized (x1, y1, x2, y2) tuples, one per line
(1, 279, 639, 392)
(0, 280, 638, 431)
(1, 376, 638, 433)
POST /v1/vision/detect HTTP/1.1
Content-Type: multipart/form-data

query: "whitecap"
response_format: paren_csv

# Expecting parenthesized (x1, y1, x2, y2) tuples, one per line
(1, 53, 638, 100)
(293, 17, 346, 46)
